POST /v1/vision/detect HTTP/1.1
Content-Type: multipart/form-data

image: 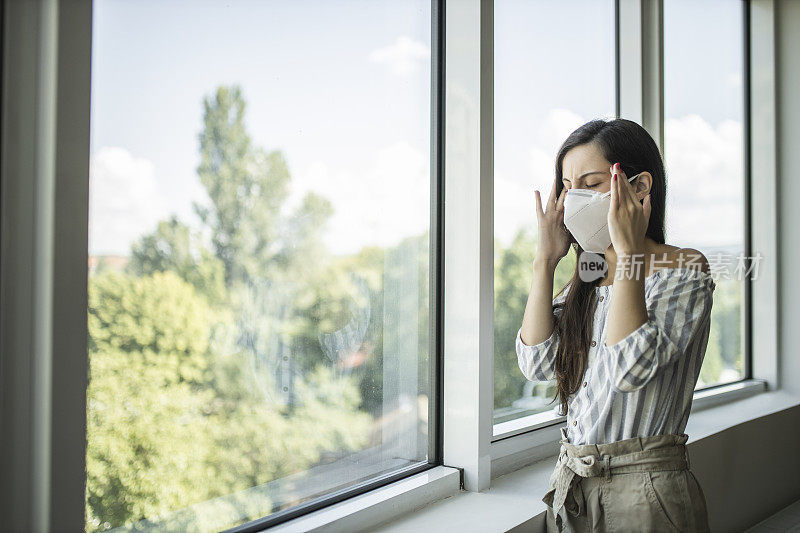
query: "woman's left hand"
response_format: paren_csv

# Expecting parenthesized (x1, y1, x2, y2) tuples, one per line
(607, 162, 652, 255)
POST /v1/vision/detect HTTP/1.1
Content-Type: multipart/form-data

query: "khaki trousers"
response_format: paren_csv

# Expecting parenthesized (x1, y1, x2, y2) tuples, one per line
(542, 427, 710, 532)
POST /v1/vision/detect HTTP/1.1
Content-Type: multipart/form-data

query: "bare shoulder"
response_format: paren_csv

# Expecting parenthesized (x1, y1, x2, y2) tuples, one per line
(656, 246, 710, 274)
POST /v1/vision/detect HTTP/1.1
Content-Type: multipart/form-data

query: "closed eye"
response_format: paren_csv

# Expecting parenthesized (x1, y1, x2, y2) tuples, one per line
(563, 181, 599, 188)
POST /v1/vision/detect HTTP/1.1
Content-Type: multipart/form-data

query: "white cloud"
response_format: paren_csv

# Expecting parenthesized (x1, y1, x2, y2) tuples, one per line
(664, 114, 744, 248)
(369, 36, 430, 76)
(288, 142, 429, 255)
(88, 147, 170, 256)
(88, 142, 430, 259)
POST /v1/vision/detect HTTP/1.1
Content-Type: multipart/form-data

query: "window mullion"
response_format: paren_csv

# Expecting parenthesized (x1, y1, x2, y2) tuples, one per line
(442, 0, 495, 492)
(749, 0, 779, 389)
(618, 0, 664, 154)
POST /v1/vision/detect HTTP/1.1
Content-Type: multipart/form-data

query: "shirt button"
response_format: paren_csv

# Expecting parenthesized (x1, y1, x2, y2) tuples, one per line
(573, 420, 578, 426)
(599, 295, 604, 301)
(591, 341, 597, 347)
(583, 382, 587, 388)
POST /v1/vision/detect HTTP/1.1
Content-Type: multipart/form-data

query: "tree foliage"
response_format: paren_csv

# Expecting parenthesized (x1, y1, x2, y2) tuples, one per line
(493, 228, 575, 410)
(127, 215, 227, 306)
(85, 270, 372, 531)
(86, 84, 373, 532)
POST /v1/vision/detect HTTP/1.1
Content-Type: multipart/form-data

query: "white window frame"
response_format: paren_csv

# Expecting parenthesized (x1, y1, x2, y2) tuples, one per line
(0, 0, 779, 531)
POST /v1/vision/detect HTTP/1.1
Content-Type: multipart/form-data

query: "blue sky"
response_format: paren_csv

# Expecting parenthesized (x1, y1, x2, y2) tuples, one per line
(90, 0, 431, 256)
(89, 0, 745, 257)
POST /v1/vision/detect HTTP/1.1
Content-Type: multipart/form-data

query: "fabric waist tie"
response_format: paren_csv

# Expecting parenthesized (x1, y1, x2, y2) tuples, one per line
(542, 427, 691, 523)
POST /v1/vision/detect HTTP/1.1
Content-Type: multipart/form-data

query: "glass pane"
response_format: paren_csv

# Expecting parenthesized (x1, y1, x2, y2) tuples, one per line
(664, 0, 746, 388)
(86, 1, 432, 531)
(493, 0, 615, 427)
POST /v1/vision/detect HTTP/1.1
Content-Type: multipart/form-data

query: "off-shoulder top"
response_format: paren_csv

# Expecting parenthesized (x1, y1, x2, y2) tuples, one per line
(515, 267, 716, 445)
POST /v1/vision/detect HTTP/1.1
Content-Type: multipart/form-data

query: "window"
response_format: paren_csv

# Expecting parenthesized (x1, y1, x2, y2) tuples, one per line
(2, 1, 771, 530)
(85, 1, 436, 531)
(492, 0, 616, 432)
(664, 0, 747, 389)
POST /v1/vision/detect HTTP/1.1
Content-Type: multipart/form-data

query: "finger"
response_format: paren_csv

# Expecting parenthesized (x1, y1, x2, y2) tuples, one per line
(610, 164, 623, 206)
(615, 164, 635, 206)
(643, 193, 652, 222)
(621, 170, 638, 205)
(555, 186, 566, 212)
(609, 169, 618, 211)
(624, 167, 643, 206)
(535, 189, 543, 218)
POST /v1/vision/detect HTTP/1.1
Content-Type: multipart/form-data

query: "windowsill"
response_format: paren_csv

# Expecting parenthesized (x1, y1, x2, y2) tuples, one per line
(267, 465, 461, 533)
(370, 388, 800, 532)
(493, 410, 565, 441)
(267, 384, 793, 533)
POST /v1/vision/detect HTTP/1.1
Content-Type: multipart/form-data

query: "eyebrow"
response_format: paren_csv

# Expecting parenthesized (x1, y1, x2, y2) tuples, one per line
(563, 171, 607, 182)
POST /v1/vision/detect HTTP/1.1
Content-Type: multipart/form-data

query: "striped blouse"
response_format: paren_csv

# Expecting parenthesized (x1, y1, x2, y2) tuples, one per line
(516, 267, 716, 445)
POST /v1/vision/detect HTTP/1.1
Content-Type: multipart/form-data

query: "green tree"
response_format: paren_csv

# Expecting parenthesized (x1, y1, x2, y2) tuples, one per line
(86, 84, 383, 531)
(193, 84, 333, 289)
(87, 83, 428, 531)
(192, 84, 338, 379)
(698, 322, 724, 386)
(698, 277, 742, 386)
(709, 277, 742, 369)
(85, 270, 371, 532)
(493, 228, 574, 412)
(127, 215, 227, 306)
(86, 270, 221, 529)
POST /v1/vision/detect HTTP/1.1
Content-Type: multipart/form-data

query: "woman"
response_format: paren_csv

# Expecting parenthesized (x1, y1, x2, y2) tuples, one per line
(517, 118, 714, 532)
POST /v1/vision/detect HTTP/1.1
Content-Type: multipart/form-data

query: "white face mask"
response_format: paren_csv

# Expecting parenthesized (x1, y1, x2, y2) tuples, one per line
(563, 173, 644, 253)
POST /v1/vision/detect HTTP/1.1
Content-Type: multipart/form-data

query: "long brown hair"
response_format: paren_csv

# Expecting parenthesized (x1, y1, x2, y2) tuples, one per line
(551, 118, 666, 416)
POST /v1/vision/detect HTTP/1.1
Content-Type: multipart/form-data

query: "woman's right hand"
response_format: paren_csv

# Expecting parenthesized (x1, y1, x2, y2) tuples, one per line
(534, 179, 570, 268)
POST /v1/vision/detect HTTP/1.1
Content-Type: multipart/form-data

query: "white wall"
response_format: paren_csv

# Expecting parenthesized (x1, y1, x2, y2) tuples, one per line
(776, 0, 800, 394)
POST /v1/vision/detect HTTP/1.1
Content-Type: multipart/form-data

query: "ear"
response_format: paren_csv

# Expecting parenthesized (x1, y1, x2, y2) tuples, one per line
(632, 171, 653, 200)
